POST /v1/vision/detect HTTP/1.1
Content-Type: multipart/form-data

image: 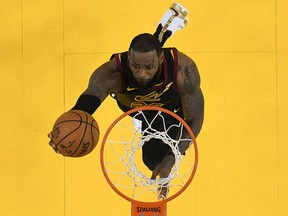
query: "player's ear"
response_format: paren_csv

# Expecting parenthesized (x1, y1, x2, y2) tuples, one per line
(128, 51, 130, 61)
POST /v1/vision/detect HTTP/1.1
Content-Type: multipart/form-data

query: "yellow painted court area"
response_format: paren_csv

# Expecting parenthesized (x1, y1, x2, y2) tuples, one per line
(0, 0, 288, 215)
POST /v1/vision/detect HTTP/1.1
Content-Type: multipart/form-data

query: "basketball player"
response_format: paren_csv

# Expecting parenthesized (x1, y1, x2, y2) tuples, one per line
(48, 5, 204, 199)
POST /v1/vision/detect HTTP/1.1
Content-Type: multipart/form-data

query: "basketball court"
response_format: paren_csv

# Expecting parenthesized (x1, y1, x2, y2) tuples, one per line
(1, 0, 288, 216)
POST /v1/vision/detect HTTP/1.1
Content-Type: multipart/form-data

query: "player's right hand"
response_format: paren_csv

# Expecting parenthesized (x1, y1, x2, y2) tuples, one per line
(48, 132, 60, 154)
(151, 154, 175, 200)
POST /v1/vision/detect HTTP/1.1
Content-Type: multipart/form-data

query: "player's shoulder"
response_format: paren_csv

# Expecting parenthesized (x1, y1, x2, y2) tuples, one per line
(101, 57, 118, 73)
(92, 56, 122, 87)
(110, 51, 128, 60)
(176, 51, 201, 93)
(176, 51, 199, 78)
(176, 50, 196, 67)
(161, 48, 197, 71)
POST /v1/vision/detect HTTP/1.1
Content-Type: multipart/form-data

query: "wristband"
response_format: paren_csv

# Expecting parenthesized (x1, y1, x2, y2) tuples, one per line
(71, 94, 101, 115)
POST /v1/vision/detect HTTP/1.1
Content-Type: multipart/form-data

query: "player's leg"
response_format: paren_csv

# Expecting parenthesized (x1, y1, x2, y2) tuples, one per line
(142, 138, 171, 171)
(141, 115, 180, 171)
(153, 2, 189, 46)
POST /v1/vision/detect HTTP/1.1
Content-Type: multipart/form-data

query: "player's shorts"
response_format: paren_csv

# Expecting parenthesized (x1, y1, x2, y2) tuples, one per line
(139, 112, 181, 171)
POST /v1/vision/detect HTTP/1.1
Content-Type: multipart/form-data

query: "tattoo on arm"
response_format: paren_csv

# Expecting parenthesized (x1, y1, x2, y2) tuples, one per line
(178, 61, 204, 138)
(179, 62, 201, 94)
(84, 62, 122, 101)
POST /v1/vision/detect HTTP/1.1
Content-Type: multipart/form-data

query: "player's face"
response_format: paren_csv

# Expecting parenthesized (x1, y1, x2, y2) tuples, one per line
(128, 49, 164, 86)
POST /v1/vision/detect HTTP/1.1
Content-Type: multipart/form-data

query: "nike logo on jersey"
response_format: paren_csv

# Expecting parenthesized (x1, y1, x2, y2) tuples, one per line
(174, 108, 180, 113)
(127, 82, 171, 92)
(127, 86, 138, 91)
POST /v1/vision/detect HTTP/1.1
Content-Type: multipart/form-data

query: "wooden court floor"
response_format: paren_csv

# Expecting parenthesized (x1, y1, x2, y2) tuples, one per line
(0, 0, 287, 215)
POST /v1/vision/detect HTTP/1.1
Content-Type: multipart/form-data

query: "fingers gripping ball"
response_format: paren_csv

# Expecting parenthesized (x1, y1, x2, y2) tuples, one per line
(51, 110, 100, 157)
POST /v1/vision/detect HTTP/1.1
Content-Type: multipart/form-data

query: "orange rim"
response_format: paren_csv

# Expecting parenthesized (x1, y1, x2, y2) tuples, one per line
(100, 106, 198, 205)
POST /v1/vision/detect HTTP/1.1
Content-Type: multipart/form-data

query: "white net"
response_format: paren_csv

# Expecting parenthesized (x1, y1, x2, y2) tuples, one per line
(102, 109, 197, 202)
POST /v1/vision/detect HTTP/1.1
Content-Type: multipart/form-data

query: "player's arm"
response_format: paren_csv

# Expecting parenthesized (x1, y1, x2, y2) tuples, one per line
(176, 51, 204, 153)
(150, 52, 204, 199)
(48, 58, 122, 153)
(71, 58, 122, 114)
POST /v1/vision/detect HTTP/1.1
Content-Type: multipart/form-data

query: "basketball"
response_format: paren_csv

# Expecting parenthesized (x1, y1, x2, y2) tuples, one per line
(51, 110, 100, 157)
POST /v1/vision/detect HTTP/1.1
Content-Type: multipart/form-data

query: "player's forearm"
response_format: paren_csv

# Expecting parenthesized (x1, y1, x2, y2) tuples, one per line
(178, 117, 203, 154)
(187, 117, 203, 138)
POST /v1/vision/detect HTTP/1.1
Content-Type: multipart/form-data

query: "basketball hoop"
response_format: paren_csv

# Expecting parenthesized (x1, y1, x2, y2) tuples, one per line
(100, 106, 198, 216)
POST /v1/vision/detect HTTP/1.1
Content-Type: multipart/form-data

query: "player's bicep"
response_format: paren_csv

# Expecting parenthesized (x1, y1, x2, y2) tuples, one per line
(83, 59, 121, 101)
(181, 88, 204, 123)
(177, 56, 204, 122)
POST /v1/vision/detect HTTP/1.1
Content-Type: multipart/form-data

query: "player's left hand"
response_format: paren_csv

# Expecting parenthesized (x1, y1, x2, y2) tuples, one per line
(151, 154, 175, 200)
